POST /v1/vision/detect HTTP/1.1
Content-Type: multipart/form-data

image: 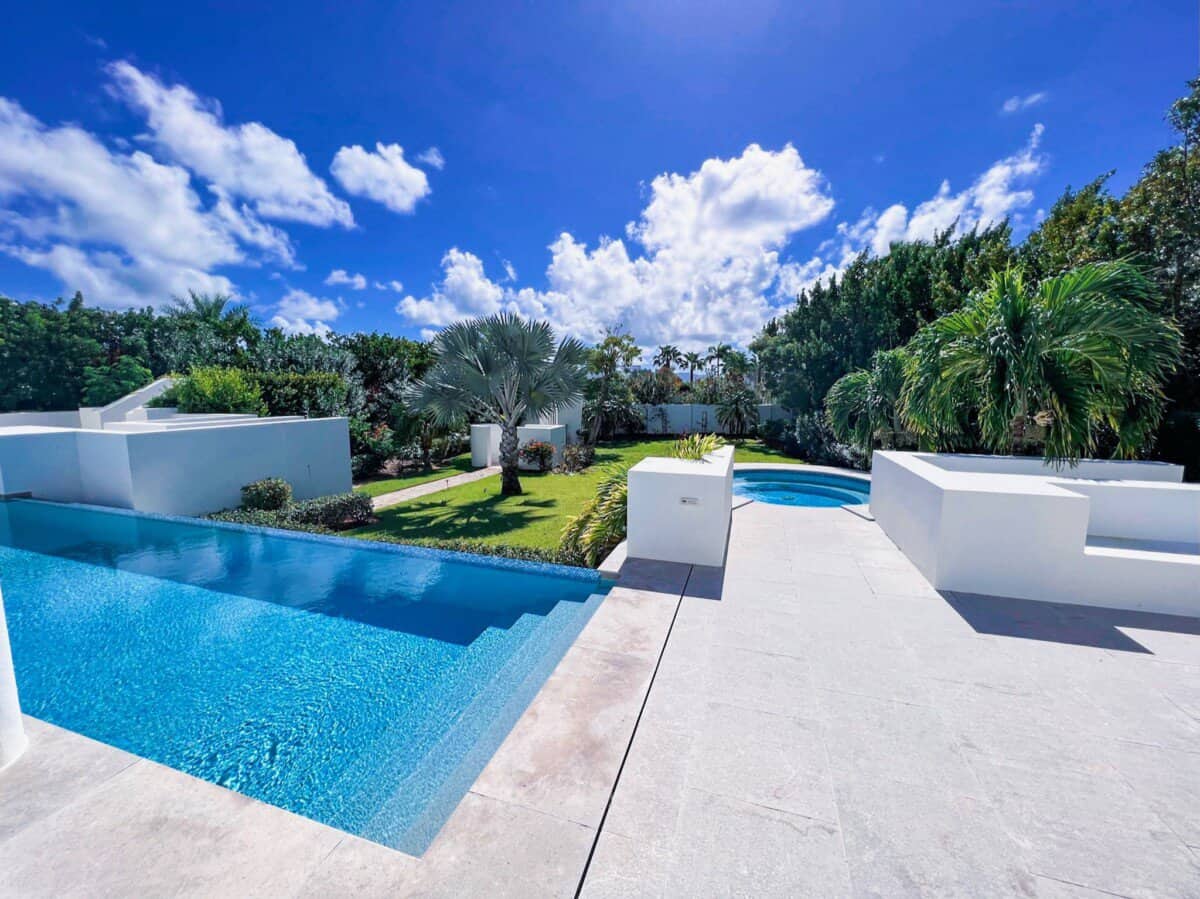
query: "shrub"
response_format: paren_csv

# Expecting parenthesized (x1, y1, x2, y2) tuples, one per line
(241, 477, 292, 511)
(288, 492, 375, 529)
(253, 371, 351, 418)
(349, 417, 396, 480)
(206, 508, 330, 533)
(364, 535, 581, 566)
(559, 463, 631, 567)
(519, 440, 555, 472)
(175, 367, 265, 415)
(82, 356, 153, 406)
(557, 443, 595, 473)
(793, 412, 866, 470)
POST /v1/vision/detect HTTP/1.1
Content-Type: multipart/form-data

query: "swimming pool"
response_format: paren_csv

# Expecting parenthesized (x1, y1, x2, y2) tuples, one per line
(0, 498, 608, 854)
(733, 468, 870, 507)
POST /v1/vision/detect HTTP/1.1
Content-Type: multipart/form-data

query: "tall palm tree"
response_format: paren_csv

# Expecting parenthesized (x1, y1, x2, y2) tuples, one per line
(683, 351, 705, 385)
(902, 262, 1181, 464)
(406, 313, 587, 495)
(706, 342, 733, 377)
(653, 344, 684, 373)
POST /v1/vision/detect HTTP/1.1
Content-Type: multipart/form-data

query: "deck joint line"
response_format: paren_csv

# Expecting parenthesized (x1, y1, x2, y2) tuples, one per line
(572, 563, 694, 898)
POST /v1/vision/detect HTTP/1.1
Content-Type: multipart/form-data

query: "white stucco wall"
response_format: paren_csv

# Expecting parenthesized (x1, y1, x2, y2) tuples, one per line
(628, 444, 734, 566)
(122, 418, 351, 515)
(471, 424, 501, 468)
(517, 424, 566, 469)
(0, 428, 84, 501)
(0, 411, 82, 429)
(0, 417, 350, 516)
(640, 403, 791, 435)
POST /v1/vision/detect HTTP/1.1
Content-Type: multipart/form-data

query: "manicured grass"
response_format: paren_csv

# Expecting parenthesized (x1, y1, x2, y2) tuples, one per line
(354, 453, 474, 498)
(348, 438, 802, 551)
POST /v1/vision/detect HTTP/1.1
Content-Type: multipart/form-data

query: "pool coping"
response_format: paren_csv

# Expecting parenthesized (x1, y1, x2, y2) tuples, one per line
(0, 533, 690, 895)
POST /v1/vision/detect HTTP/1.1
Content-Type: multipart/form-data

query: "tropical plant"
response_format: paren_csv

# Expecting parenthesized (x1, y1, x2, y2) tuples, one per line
(584, 331, 642, 445)
(557, 443, 596, 473)
(670, 432, 725, 460)
(559, 434, 726, 566)
(174, 366, 266, 415)
(558, 463, 632, 567)
(824, 347, 910, 458)
(406, 313, 586, 495)
(716, 383, 759, 436)
(902, 262, 1181, 463)
(240, 477, 293, 511)
(519, 440, 555, 472)
(706, 342, 733, 377)
(653, 344, 684, 373)
(81, 355, 153, 406)
(682, 351, 705, 386)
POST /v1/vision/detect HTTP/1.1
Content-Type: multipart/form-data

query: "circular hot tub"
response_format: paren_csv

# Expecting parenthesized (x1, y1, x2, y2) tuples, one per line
(733, 468, 870, 508)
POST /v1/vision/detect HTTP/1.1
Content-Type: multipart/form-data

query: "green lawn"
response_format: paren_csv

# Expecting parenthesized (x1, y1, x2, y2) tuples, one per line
(348, 438, 802, 551)
(353, 453, 474, 498)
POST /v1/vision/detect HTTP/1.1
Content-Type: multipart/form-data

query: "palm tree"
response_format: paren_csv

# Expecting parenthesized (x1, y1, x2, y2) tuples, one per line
(653, 344, 684, 373)
(902, 262, 1181, 464)
(716, 384, 759, 436)
(706, 342, 733, 378)
(825, 348, 910, 459)
(406, 313, 587, 495)
(683, 351, 705, 385)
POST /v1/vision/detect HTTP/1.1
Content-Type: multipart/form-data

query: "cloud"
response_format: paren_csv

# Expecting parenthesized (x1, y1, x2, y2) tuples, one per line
(0, 96, 290, 307)
(1001, 92, 1047, 115)
(416, 147, 445, 170)
(814, 125, 1047, 271)
(331, 143, 430, 214)
(325, 268, 366, 289)
(270, 288, 340, 335)
(397, 143, 834, 348)
(396, 248, 504, 326)
(107, 61, 353, 228)
(375, 279, 404, 292)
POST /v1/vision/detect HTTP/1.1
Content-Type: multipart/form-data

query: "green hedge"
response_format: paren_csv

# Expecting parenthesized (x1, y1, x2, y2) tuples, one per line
(208, 489, 373, 531)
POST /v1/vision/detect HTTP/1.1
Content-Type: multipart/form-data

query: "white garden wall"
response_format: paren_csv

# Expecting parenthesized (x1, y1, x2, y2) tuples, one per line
(627, 444, 735, 566)
(0, 418, 351, 516)
(639, 403, 791, 435)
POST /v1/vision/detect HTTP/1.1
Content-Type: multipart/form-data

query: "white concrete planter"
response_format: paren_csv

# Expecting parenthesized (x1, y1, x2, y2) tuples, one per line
(627, 445, 734, 566)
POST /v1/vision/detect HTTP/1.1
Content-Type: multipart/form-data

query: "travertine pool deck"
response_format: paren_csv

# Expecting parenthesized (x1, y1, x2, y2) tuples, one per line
(3, 496, 1200, 896)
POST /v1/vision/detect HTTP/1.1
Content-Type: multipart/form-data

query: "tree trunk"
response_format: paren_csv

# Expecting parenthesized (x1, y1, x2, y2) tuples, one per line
(499, 422, 522, 496)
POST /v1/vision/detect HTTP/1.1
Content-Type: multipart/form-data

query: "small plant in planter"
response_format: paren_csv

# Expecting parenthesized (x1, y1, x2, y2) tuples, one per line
(557, 443, 595, 473)
(519, 440, 555, 472)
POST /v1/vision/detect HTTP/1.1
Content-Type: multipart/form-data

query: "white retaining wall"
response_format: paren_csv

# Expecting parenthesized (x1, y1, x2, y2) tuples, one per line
(871, 451, 1199, 616)
(0, 418, 350, 516)
(0, 411, 82, 429)
(470, 423, 568, 469)
(627, 444, 735, 566)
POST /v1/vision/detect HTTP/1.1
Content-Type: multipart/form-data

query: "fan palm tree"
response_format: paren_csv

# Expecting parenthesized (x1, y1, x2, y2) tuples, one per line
(683, 351, 705, 385)
(902, 262, 1181, 464)
(406, 313, 587, 495)
(653, 344, 684, 373)
(825, 347, 910, 459)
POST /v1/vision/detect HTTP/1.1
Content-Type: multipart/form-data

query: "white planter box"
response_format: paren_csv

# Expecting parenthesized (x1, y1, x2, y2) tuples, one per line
(627, 445, 734, 566)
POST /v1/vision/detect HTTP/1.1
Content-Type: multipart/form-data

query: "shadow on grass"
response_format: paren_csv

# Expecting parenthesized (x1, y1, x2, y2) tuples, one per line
(362, 489, 562, 542)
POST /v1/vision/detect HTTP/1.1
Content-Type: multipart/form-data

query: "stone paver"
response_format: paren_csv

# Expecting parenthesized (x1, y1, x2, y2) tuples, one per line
(583, 499, 1200, 898)
(368, 464, 499, 510)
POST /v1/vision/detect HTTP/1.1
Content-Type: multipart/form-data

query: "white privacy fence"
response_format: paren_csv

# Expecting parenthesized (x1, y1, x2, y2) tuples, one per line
(638, 404, 791, 435)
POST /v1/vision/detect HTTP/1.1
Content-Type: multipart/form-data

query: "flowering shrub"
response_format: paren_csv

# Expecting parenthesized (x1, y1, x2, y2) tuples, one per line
(519, 440, 555, 471)
(557, 443, 595, 473)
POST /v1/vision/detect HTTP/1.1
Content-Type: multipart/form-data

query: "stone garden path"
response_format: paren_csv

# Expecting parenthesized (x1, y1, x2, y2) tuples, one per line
(370, 465, 500, 510)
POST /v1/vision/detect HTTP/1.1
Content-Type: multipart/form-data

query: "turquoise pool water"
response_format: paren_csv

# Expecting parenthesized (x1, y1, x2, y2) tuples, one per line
(734, 469, 870, 507)
(0, 499, 608, 854)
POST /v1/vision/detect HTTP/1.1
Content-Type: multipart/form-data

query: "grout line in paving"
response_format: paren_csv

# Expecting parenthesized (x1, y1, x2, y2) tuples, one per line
(572, 563, 694, 898)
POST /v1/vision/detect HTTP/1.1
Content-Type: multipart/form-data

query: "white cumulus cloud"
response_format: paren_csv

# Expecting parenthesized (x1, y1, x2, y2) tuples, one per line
(396, 143, 834, 348)
(107, 61, 353, 228)
(375, 279, 404, 292)
(331, 143, 430, 214)
(325, 268, 366, 289)
(0, 96, 290, 307)
(270, 288, 341, 335)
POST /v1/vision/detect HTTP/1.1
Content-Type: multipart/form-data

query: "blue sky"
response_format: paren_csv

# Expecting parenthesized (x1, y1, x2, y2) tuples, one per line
(0, 0, 1194, 349)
